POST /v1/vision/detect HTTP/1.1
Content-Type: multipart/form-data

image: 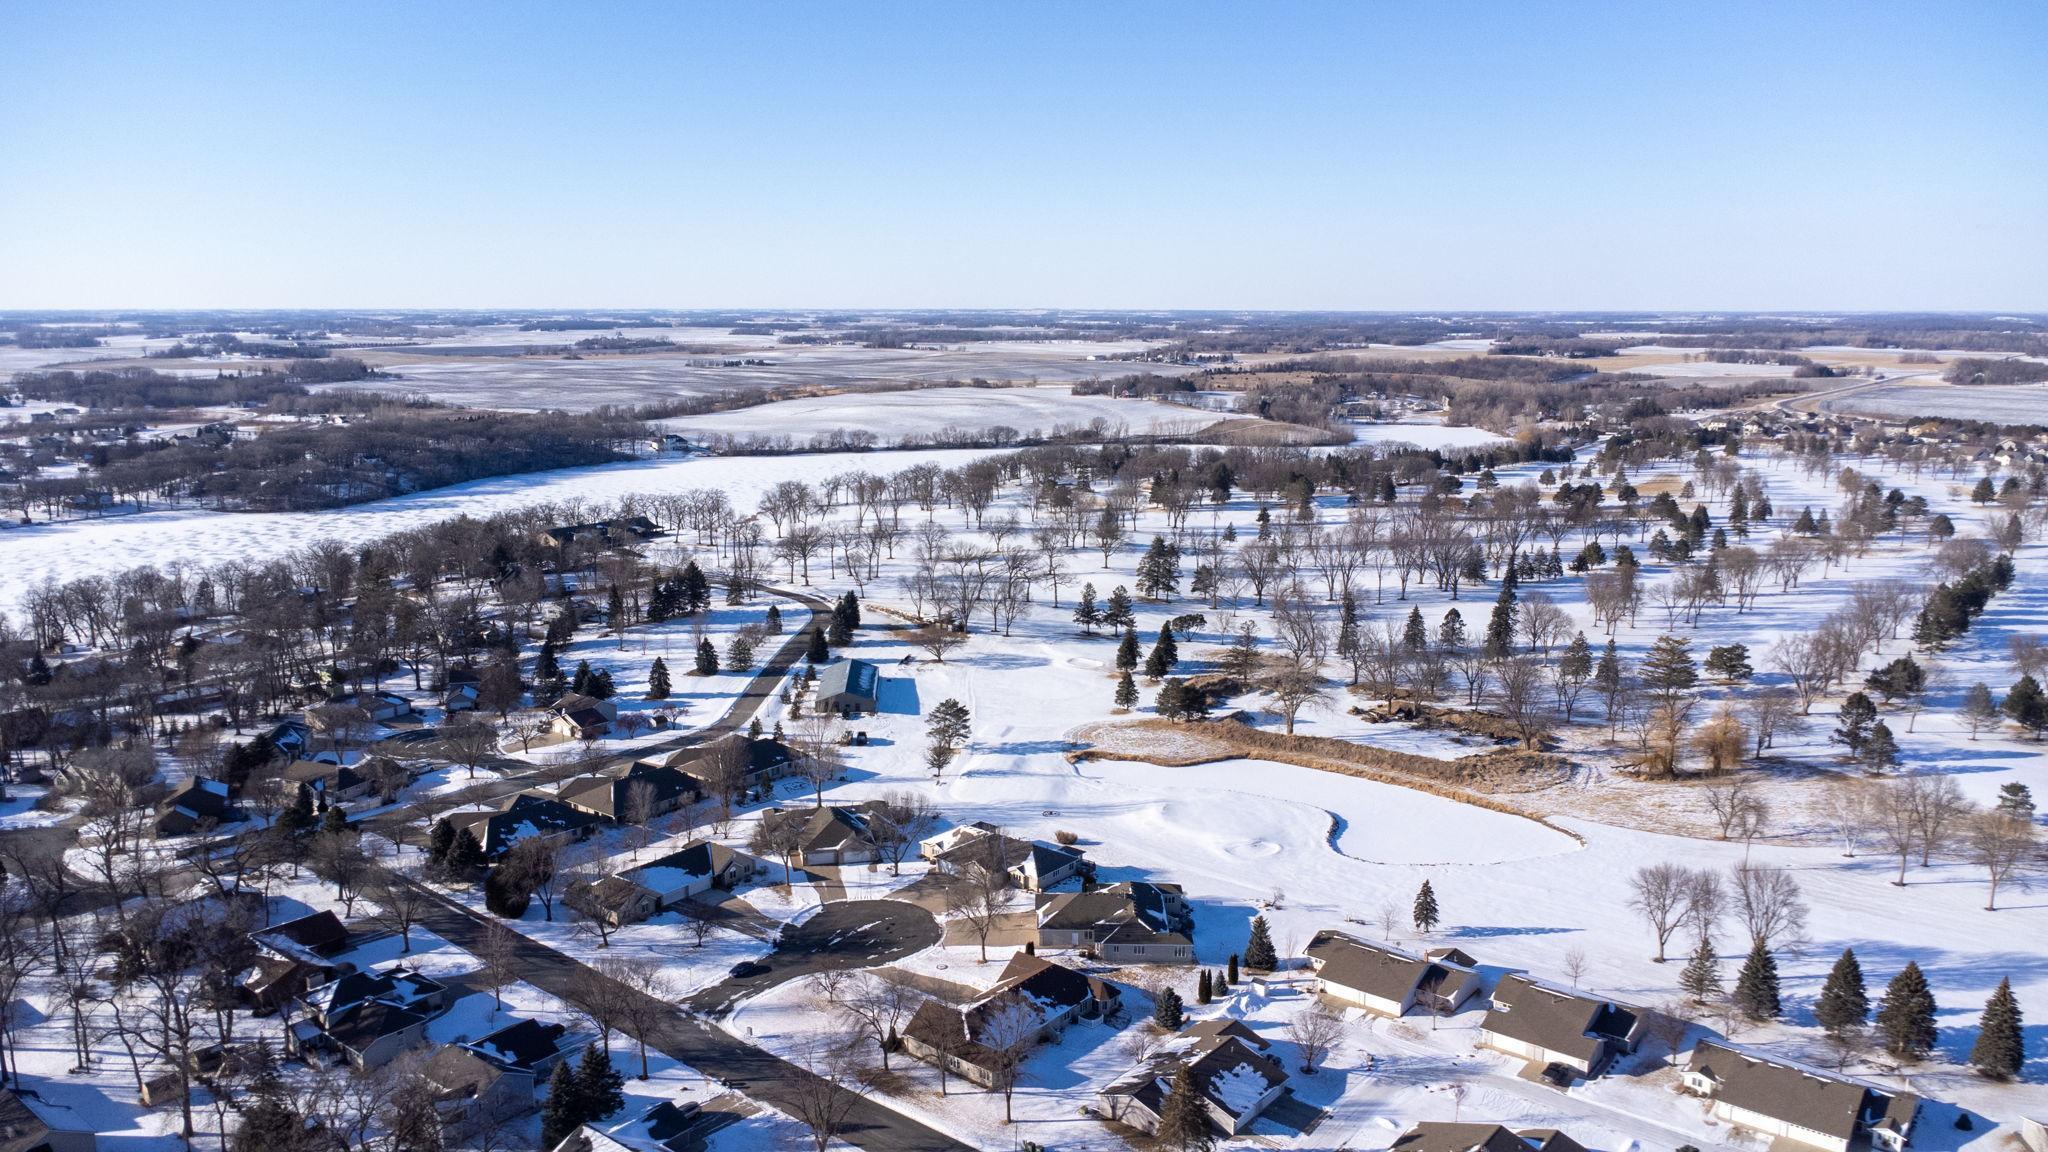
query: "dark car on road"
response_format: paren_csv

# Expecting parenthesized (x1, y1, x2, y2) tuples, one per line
(728, 961, 769, 979)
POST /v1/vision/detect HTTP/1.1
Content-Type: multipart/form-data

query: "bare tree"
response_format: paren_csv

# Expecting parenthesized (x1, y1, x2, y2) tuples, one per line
(1742, 687, 1803, 757)
(1812, 776, 1873, 857)
(599, 956, 681, 1079)
(366, 867, 433, 954)
(975, 993, 1042, 1122)
(504, 835, 564, 921)
(621, 778, 658, 858)
(945, 842, 1017, 963)
(1489, 657, 1553, 749)
(787, 1038, 878, 1152)
(870, 791, 940, 875)
(1731, 865, 1808, 949)
(1873, 777, 1923, 886)
(905, 622, 967, 663)
(1968, 810, 2035, 911)
(477, 921, 520, 1016)
(1263, 660, 1326, 736)
(834, 972, 925, 1071)
(1905, 771, 1969, 867)
(1285, 1002, 1346, 1073)
(1628, 862, 1692, 962)
(1561, 946, 1589, 990)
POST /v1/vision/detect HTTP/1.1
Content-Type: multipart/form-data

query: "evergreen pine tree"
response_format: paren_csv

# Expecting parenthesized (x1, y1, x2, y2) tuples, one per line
(1484, 561, 1519, 658)
(1859, 720, 1900, 773)
(828, 615, 852, 647)
(1153, 985, 1185, 1029)
(232, 1062, 309, 1152)
(804, 627, 829, 664)
(1116, 629, 1140, 674)
(1439, 608, 1466, 650)
(1832, 692, 1878, 753)
(1074, 583, 1101, 634)
(587, 668, 616, 699)
(679, 561, 710, 613)
(1102, 585, 1137, 633)
(541, 1059, 583, 1148)
(765, 603, 783, 632)
(281, 783, 316, 834)
(1114, 670, 1138, 710)
(578, 1043, 625, 1121)
(1145, 625, 1179, 679)
(1969, 977, 2025, 1080)
(694, 639, 719, 676)
(727, 634, 756, 672)
(1197, 969, 1212, 1004)
(1641, 634, 1699, 700)
(1680, 939, 1724, 1004)
(607, 584, 625, 632)
(320, 806, 348, 836)
(2003, 674, 2048, 738)
(449, 828, 487, 871)
(1733, 940, 1782, 1021)
(647, 657, 671, 700)
(1243, 915, 1278, 970)
(1814, 948, 1869, 1035)
(1336, 591, 1362, 681)
(1412, 879, 1440, 933)
(1875, 962, 1938, 1060)
(1403, 606, 1428, 651)
(535, 640, 563, 693)
(571, 660, 593, 696)
(1154, 1062, 1214, 1151)
(428, 817, 456, 864)
(1226, 954, 1239, 985)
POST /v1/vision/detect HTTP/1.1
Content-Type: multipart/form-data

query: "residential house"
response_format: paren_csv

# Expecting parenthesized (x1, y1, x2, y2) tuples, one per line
(567, 875, 659, 928)
(0, 1085, 97, 1152)
(443, 681, 481, 714)
(282, 759, 374, 807)
(154, 777, 235, 838)
(428, 1018, 580, 1142)
(1684, 1040, 1920, 1152)
(265, 719, 311, 757)
(902, 954, 1121, 1087)
(290, 965, 449, 1070)
(550, 693, 619, 741)
(1036, 881, 1194, 963)
(1479, 974, 1643, 1079)
(343, 691, 414, 723)
(813, 658, 881, 716)
(921, 822, 1088, 891)
(451, 792, 603, 861)
(1098, 1018, 1289, 1137)
(620, 840, 758, 910)
(1390, 1122, 1587, 1152)
(557, 762, 700, 823)
(554, 1098, 705, 1152)
(760, 801, 891, 867)
(538, 517, 664, 552)
(240, 911, 352, 1013)
(1304, 930, 1482, 1018)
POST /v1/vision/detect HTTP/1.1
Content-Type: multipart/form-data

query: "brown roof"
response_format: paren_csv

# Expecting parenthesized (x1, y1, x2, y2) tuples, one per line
(1391, 1123, 1586, 1152)
(1689, 1040, 1918, 1143)
(1482, 974, 1638, 1065)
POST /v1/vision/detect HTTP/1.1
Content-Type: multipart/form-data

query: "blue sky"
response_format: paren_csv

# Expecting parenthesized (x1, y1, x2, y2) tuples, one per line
(2, 2, 2043, 310)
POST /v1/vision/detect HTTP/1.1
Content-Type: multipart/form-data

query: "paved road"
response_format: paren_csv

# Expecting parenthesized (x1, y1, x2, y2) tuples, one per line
(688, 898, 941, 1017)
(359, 585, 833, 838)
(402, 879, 969, 1152)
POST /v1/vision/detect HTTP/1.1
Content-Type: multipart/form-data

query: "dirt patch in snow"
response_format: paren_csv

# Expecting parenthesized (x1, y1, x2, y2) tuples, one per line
(1069, 718, 1582, 845)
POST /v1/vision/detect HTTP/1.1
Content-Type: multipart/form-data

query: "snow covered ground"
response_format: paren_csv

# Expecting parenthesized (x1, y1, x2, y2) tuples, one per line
(1822, 382, 2048, 424)
(0, 447, 1001, 612)
(658, 385, 1217, 444)
(1345, 419, 1508, 450)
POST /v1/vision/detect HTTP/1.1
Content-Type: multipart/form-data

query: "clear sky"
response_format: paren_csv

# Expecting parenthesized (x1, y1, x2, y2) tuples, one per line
(2, 1, 2043, 311)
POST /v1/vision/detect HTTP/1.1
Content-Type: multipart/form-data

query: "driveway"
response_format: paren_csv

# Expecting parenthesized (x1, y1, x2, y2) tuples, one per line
(689, 899, 941, 1016)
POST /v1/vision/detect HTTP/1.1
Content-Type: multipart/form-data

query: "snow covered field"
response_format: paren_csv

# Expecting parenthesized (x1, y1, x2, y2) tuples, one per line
(337, 335, 1197, 412)
(658, 385, 1218, 443)
(1345, 419, 1508, 450)
(1822, 382, 2048, 424)
(0, 447, 1000, 611)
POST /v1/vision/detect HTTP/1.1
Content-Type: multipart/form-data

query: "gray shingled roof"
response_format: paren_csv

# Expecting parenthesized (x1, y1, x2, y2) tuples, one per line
(1689, 1040, 1917, 1143)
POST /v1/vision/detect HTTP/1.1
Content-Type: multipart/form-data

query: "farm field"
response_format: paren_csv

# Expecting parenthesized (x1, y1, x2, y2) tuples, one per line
(658, 384, 1219, 444)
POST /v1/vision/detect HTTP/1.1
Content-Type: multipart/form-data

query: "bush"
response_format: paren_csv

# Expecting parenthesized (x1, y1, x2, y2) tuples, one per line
(484, 867, 532, 919)
(1054, 830, 1079, 846)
